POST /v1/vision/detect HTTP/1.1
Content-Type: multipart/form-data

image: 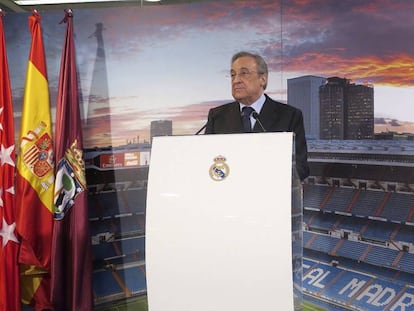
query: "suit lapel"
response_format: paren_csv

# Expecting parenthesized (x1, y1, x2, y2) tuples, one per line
(227, 102, 243, 133)
(253, 97, 277, 132)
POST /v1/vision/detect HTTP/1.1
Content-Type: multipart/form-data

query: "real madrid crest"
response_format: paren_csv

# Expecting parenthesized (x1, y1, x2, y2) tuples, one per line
(209, 155, 229, 181)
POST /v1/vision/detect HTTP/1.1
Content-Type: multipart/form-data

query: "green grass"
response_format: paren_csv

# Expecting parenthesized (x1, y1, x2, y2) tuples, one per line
(93, 296, 328, 311)
(303, 300, 328, 311)
(94, 296, 148, 311)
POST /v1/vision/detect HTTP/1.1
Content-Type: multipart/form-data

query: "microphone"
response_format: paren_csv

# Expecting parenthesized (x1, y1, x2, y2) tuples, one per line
(195, 123, 207, 135)
(252, 111, 266, 132)
(195, 104, 227, 135)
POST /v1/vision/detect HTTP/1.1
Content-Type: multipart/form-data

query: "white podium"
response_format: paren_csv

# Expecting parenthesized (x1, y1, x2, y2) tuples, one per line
(145, 133, 302, 311)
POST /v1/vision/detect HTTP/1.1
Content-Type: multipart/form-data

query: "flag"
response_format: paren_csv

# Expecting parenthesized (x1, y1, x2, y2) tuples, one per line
(51, 10, 93, 311)
(0, 12, 21, 311)
(15, 11, 54, 310)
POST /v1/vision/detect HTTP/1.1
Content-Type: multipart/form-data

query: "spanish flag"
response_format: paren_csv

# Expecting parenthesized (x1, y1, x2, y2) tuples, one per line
(15, 11, 54, 310)
(0, 12, 21, 311)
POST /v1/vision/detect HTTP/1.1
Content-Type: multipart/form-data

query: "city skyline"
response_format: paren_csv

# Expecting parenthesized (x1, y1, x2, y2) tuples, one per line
(4, 0, 414, 147)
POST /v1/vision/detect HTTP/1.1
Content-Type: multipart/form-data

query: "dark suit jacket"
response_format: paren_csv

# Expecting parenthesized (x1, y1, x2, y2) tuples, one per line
(205, 94, 310, 180)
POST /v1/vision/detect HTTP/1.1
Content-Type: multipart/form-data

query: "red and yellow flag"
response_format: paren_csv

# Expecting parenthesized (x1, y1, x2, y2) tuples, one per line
(0, 12, 21, 311)
(15, 11, 54, 310)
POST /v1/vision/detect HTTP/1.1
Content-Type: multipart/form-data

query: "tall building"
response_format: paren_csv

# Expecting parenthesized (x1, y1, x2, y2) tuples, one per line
(347, 84, 374, 139)
(150, 120, 173, 143)
(319, 77, 347, 140)
(287, 75, 326, 139)
(319, 77, 374, 140)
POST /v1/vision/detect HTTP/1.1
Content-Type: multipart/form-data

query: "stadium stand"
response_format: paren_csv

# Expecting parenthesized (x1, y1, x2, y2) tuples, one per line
(350, 190, 386, 216)
(337, 215, 367, 233)
(85, 144, 150, 306)
(334, 239, 367, 260)
(380, 192, 414, 222)
(303, 258, 414, 311)
(362, 221, 394, 241)
(323, 187, 355, 213)
(303, 140, 414, 310)
(93, 269, 125, 299)
(393, 225, 414, 243)
(85, 140, 414, 310)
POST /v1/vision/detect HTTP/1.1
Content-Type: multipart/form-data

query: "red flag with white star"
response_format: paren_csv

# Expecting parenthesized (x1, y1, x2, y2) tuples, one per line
(0, 12, 21, 311)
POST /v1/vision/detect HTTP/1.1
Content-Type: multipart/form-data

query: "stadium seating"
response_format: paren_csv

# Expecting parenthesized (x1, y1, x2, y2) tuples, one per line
(117, 266, 147, 294)
(395, 252, 414, 274)
(304, 231, 337, 253)
(362, 221, 393, 241)
(93, 269, 124, 298)
(303, 258, 414, 311)
(393, 225, 414, 243)
(380, 192, 414, 222)
(303, 184, 330, 209)
(336, 215, 367, 233)
(350, 190, 386, 216)
(334, 239, 367, 260)
(86, 145, 414, 309)
(323, 188, 355, 213)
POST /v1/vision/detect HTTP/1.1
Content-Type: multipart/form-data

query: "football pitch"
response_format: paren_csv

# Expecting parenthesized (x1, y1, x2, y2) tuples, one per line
(94, 296, 327, 311)
(94, 296, 148, 311)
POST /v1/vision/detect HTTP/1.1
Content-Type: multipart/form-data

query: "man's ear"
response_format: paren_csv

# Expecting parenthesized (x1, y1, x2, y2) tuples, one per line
(261, 74, 268, 90)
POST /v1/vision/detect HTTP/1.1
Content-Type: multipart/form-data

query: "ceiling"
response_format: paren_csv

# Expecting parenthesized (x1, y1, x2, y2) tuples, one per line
(0, 0, 212, 12)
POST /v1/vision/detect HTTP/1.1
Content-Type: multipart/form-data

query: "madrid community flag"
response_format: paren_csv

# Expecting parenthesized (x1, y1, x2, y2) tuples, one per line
(51, 10, 93, 311)
(15, 11, 54, 310)
(0, 12, 21, 311)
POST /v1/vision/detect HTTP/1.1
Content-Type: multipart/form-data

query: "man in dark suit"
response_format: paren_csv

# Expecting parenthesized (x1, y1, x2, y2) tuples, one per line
(205, 51, 309, 180)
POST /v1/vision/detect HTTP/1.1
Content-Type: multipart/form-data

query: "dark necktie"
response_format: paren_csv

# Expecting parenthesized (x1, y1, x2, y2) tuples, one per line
(241, 106, 255, 132)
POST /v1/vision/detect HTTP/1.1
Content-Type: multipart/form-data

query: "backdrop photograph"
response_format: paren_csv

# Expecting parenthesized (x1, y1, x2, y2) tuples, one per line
(1, 0, 414, 310)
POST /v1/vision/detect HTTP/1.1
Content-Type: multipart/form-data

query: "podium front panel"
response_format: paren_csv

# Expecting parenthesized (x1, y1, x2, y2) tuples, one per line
(146, 133, 296, 311)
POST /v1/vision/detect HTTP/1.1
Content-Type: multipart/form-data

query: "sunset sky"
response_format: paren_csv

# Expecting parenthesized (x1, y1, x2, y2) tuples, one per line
(4, 0, 414, 147)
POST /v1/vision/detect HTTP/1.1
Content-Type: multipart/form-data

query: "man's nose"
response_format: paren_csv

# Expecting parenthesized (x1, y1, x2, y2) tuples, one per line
(232, 74, 243, 83)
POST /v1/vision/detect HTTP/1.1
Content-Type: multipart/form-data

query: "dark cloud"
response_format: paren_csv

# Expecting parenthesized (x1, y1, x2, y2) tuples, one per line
(259, 0, 414, 85)
(5, 0, 414, 148)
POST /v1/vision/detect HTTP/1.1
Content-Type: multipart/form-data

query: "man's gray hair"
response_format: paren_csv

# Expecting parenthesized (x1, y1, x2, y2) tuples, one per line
(231, 51, 268, 89)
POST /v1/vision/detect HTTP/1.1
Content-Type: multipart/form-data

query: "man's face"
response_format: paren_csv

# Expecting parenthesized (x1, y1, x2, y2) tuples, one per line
(230, 56, 267, 105)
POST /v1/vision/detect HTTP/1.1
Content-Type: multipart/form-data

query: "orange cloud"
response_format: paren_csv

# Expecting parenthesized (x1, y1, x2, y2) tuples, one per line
(284, 53, 414, 86)
(82, 99, 229, 148)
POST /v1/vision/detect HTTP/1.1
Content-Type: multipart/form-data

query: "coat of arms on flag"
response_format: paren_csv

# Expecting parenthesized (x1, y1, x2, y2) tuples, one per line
(54, 139, 86, 220)
(21, 121, 53, 179)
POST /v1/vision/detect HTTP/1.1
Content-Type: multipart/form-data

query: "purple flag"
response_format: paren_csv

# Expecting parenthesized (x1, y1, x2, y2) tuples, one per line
(51, 10, 93, 311)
